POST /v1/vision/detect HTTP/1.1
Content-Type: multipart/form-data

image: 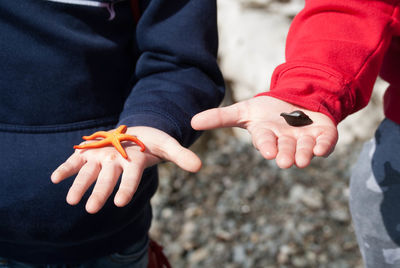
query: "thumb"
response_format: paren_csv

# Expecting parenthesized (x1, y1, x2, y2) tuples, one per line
(172, 147, 202, 173)
(127, 126, 202, 173)
(151, 135, 202, 173)
(191, 103, 244, 130)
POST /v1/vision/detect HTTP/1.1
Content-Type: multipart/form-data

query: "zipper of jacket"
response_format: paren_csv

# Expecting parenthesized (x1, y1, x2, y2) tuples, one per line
(45, 0, 123, 20)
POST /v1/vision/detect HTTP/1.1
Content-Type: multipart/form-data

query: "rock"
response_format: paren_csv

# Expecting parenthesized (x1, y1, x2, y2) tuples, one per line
(277, 244, 294, 264)
(300, 189, 324, 210)
(218, 0, 291, 100)
(189, 248, 209, 264)
(330, 208, 351, 223)
(233, 245, 247, 263)
(289, 184, 323, 209)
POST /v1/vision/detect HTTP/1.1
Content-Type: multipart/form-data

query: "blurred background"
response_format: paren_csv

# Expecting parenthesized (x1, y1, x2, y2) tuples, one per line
(150, 0, 386, 267)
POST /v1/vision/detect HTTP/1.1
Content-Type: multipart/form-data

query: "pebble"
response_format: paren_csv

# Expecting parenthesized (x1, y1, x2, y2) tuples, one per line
(189, 248, 209, 264)
(233, 245, 247, 263)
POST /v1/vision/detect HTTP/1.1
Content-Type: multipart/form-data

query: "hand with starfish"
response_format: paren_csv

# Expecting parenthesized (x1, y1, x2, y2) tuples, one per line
(191, 96, 338, 169)
(51, 126, 201, 214)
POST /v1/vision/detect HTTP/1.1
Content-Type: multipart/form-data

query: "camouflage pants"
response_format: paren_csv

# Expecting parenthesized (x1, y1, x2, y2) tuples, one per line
(350, 118, 400, 267)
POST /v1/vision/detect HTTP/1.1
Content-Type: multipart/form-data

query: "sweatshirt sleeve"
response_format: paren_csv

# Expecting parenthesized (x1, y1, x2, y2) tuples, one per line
(258, 0, 400, 125)
(118, 0, 225, 147)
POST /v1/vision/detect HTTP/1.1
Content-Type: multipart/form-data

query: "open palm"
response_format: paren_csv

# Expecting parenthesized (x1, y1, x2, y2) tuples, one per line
(191, 96, 338, 168)
(51, 126, 201, 214)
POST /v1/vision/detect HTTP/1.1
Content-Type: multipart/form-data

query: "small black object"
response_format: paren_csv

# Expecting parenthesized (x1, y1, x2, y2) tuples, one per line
(280, 110, 313, 127)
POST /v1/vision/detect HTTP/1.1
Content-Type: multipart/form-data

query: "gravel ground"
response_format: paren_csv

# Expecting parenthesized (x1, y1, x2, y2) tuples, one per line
(146, 1, 379, 267)
(150, 127, 365, 268)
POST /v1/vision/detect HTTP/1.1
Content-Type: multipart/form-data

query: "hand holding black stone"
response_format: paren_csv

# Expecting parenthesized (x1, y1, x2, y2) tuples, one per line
(280, 110, 313, 127)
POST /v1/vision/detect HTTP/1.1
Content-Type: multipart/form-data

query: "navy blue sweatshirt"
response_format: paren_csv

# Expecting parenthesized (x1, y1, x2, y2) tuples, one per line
(0, 0, 224, 263)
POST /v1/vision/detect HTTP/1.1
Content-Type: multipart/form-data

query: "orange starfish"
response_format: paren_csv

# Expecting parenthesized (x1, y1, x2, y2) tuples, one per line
(73, 125, 145, 159)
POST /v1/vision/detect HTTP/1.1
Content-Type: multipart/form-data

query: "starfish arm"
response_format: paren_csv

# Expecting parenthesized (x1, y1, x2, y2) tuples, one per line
(82, 131, 109, 140)
(121, 135, 146, 152)
(111, 139, 128, 159)
(73, 138, 112, 149)
(115, 125, 127, 134)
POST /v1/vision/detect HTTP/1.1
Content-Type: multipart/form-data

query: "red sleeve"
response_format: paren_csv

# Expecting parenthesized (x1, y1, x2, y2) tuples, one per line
(258, 0, 400, 125)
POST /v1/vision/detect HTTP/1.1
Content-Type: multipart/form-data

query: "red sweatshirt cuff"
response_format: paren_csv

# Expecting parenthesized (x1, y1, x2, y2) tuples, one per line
(257, 62, 357, 125)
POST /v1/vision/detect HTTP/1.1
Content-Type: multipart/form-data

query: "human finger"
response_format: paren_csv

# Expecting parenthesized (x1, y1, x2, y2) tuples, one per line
(276, 135, 297, 168)
(66, 162, 101, 205)
(151, 136, 202, 173)
(114, 163, 144, 207)
(313, 130, 338, 157)
(191, 102, 246, 130)
(250, 128, 278, 160)
(295, 135, 316, 168)
(51, 153, 85, 184)
(85, 162, 122, 214)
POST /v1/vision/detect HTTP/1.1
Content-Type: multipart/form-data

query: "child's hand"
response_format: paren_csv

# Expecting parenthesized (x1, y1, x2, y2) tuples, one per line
(51, 126, 201, 214)
(191, 96, 338, 169)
